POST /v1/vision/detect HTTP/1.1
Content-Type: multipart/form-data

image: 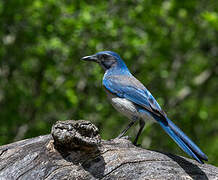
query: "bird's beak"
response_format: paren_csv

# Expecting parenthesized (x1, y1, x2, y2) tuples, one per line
(81, 55, 98, 62)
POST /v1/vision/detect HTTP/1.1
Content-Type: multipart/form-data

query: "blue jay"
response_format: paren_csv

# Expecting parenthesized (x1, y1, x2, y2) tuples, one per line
(81, 51, 208, 164)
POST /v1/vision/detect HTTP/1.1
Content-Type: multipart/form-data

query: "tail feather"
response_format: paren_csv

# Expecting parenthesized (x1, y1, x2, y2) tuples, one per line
(166, 118, 208, 161)
(154, 116, 208, 164)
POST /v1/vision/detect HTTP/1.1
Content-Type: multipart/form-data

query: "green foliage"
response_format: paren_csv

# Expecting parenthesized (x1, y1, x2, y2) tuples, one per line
(0, 0, 218, 165)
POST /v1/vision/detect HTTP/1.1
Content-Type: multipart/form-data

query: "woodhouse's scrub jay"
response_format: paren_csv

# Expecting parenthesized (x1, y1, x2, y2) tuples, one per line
(82, 51, 208, 163)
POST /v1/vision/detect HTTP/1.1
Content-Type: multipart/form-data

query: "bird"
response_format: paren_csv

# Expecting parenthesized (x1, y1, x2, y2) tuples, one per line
(81, 51, 208, 164)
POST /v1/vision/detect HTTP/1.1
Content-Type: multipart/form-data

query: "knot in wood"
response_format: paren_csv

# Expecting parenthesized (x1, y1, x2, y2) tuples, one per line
(51, 120, 101, 151)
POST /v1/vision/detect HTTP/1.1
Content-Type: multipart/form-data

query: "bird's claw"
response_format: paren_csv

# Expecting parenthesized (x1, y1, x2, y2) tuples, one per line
(115, 135, 131, 140)
(133, 143, 142, 147)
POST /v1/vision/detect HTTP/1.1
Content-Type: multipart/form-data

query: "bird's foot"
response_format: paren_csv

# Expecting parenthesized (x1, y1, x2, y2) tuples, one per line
(133, 138, 141, 147)
(115, 135, 131, 140)
(133, 143, 142, 147)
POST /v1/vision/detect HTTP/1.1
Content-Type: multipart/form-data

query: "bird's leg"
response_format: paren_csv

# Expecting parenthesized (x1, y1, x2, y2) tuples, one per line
(117, 116, 139, 139)
(133, 119, 145, 146)
(117, 121, 135, 139)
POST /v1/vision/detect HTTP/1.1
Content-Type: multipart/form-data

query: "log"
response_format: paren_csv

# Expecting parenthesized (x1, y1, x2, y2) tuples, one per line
(0, 120, 217, 180)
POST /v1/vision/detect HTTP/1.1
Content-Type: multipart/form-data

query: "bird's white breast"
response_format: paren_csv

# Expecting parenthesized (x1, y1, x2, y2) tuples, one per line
(105, 90, 156, 122)
(109, 95, 139, 119)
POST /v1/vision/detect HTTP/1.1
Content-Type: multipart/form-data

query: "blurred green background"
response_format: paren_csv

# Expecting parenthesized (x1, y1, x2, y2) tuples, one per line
(0, 0, 218, 165)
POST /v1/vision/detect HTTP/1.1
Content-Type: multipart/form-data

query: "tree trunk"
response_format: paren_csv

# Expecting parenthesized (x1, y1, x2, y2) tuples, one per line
(0, 120, 217, 180)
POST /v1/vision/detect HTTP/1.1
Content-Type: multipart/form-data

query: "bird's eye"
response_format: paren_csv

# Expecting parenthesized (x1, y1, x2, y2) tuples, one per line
(101, 54, 108, 59)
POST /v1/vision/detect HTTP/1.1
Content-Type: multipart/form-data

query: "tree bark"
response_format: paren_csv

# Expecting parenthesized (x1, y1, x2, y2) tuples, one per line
(0, 120, 217, 180)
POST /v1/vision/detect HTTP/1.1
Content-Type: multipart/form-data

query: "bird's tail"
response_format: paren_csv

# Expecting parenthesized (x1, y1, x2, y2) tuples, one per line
(154, 115, 208, 164)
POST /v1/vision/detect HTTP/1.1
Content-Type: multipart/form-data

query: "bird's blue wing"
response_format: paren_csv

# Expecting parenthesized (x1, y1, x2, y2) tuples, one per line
(103, 75, 166, 118)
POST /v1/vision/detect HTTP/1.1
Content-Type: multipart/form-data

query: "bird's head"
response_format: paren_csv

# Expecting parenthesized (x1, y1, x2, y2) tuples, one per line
(81, 51, 128, 72)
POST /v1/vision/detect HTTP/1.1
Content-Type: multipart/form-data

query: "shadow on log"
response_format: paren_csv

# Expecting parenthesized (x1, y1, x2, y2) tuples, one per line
(0, 120, 217, 180)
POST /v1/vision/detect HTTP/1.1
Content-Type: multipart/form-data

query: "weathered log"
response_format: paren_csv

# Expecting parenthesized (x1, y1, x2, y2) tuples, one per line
(0, 120, 217, 180)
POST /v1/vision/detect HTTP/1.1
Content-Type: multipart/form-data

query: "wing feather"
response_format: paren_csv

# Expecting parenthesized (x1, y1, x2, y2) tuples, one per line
(103, 75, 166, 118)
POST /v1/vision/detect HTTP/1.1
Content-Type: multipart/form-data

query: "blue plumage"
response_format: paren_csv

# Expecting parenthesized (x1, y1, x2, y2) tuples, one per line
(82, 51, 208, 164)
